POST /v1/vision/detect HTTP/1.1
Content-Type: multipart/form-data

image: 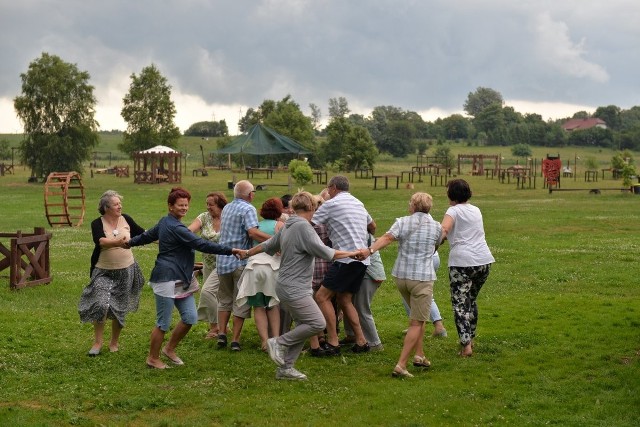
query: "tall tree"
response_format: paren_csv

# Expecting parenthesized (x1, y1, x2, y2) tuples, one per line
(463, 87, 504, 118)
(328, 97, 350, 119)
(365, 105, 417, 156)
(594, 105, 622, 131)
(263, 96, 314, 145)
(323, 117, 377, 171)
(184, 120, 228, 137)
(439, 114, 470, 139)
(120, 64, 180, 156)
(14, 52, 98, 179)
(309, 103, 322, 133)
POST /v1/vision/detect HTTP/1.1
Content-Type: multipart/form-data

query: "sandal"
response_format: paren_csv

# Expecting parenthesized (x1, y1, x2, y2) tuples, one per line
(392, 365, 413, 378)
(205, 330, 218, 340)
(413, 355, 431, 368)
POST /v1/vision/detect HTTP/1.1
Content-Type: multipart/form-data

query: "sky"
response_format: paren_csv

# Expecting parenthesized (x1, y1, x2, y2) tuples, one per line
(1, 0, 639, 135)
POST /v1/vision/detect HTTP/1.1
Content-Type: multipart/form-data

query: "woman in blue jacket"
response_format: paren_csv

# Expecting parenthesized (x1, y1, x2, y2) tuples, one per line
(127, 187, 243, 369)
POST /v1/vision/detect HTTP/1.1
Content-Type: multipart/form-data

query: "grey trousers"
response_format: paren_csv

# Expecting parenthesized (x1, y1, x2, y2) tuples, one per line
(277, 295, 326, 369)
(344, 276, 382, 346)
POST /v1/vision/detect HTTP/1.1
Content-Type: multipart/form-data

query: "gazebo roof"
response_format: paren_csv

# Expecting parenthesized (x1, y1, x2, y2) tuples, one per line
(140, 145, 179, 154)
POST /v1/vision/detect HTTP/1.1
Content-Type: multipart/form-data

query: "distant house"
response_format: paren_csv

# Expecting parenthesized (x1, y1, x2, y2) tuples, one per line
(561, 118, 607, 131)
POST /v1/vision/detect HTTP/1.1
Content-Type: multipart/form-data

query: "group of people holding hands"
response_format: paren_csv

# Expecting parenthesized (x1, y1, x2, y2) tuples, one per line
(78, 175, 493, 380)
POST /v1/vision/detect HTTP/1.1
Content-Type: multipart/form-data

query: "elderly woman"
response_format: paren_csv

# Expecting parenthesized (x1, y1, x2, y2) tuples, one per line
(358, 192, 442, 378)
(188, 191, 228, 339)
(242, 191, 359, 380)
(127, 187, 244, 369)
(78, 190, 145, 356)
(236, 197, 284, 350)
(440, 179, 494, 357)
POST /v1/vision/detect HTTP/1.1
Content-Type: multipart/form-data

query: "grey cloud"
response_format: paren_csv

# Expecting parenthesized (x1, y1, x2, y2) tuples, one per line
(1, 0, 639, 131)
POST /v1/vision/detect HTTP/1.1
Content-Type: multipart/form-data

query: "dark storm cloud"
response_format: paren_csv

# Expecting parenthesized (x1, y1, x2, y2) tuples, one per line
(1, 0, 637, 131)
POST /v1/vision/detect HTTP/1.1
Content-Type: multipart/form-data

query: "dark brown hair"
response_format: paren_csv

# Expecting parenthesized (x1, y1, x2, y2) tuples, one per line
(446, 179, 472, 203)
(168, 187, 191, 205)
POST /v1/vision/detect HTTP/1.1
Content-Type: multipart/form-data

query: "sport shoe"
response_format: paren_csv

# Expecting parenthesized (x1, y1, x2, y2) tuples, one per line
(276, 367, 307, 381)
(267, 337, 285, 366)
(351, 342, 370, 353)
(217, 334, 227, 349)
(369, 343, 384, 352)
(310, 347, 334, 357)
(230, 341, 241, 351)
(433, 329, 448, 338)
(323, 343, 341, 356)
(338, 335, 356, 345)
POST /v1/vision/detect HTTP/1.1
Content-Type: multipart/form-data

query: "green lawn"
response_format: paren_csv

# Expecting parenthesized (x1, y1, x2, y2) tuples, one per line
(0, 148, 638, 426)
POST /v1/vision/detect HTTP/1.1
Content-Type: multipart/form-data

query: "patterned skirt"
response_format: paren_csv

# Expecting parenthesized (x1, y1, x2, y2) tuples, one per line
(78, 262, 145, 326)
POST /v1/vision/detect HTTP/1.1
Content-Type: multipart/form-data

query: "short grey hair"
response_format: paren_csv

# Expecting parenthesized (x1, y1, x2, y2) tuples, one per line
(98, 190, 122, 215)
(234, 180, 254, 199)
(328, 175, 349, 191)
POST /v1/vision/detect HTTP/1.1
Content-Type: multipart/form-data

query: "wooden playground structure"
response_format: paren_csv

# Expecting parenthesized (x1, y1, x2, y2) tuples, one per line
(43, 172, 86, 227)
(457, 154, 501, 176)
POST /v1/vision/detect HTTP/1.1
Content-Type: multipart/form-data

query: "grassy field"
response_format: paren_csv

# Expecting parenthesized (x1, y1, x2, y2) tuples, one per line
(0, 143, 639, 426)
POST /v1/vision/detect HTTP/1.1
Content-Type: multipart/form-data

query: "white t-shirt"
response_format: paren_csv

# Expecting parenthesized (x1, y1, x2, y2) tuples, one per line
(445, 203, 495, 267)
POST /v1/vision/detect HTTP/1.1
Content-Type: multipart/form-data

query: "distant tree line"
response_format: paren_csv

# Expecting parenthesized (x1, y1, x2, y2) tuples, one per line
(10, 52, 640, 179)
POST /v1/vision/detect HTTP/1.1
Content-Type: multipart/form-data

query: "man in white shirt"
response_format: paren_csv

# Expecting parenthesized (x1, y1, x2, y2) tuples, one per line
(312, 175, 376, 354)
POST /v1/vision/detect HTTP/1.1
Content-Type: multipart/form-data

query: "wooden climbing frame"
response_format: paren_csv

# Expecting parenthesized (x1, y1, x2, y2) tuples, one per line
(44, 171, 86, 227)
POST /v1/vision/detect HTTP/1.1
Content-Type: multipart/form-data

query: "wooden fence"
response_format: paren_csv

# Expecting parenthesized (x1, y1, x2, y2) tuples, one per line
(0, 227, 52, 290)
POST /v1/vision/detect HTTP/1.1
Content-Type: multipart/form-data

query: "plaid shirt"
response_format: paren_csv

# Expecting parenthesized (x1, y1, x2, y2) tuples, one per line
(388, 212, 442, 281)
(216, 198, 259, 275)
(311, 223, 331, 291)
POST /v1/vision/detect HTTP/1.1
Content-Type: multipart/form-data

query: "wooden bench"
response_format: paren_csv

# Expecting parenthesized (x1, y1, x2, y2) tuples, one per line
(246, 167, 274, 179)
(430, 174, 446, 186)
(355, 168, 373, 179)
(192, 168, 208, 177)
(373, 175, 400, 190)
(313, 170, 327, 185)
(585, 170, 598, 182)
(401, 170, 414, 183)
(516, 174, 535, 189)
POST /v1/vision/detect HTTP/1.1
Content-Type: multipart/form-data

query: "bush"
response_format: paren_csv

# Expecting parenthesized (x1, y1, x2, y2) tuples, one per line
(288, 159, 313, 187)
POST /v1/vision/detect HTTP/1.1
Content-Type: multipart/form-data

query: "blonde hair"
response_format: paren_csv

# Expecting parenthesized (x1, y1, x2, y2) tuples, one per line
(291, 191, 317, 212)
(410, 192, 433, 214)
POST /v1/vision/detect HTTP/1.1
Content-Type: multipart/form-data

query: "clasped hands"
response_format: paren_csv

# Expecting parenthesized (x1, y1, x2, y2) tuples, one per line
(351, 248, 372, 261)
(234, 248, 249, 260)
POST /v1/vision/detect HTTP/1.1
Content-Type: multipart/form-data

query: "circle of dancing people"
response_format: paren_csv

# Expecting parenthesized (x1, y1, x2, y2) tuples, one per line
(79, 176, 493, 379)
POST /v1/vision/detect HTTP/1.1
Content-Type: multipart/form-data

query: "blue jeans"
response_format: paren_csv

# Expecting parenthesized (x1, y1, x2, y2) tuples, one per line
(155, 293, 198, 332)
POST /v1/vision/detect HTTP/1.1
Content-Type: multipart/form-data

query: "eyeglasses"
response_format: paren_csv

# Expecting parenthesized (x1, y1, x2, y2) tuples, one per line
(248, 190, 256, 195)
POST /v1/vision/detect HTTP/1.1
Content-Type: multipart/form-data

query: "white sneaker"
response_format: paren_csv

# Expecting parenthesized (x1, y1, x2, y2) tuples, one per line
(267, 337, 285, 367)
(276, 367, 307, 381)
